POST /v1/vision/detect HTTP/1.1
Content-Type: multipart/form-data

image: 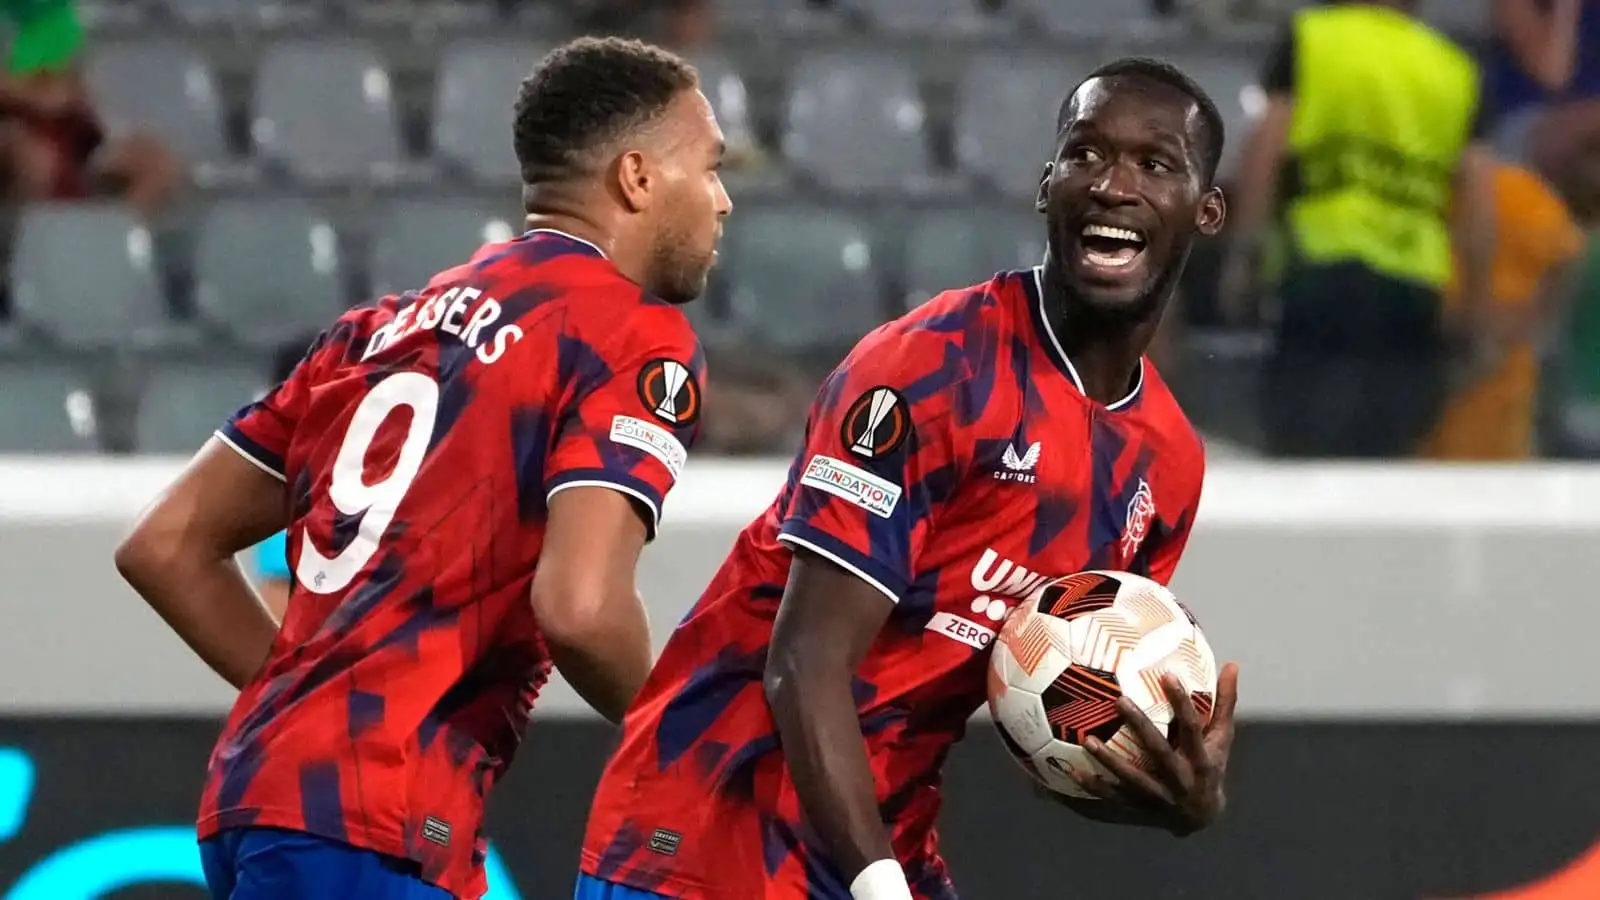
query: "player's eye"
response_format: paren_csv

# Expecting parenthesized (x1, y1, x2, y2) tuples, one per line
(1066, 145, 1101, 165)
(1142, 157, 1174, 174)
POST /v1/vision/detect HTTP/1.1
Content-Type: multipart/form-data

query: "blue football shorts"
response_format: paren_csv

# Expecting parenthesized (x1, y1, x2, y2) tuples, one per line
(573, 873, 673, 900)
(200, 827, 452, 900)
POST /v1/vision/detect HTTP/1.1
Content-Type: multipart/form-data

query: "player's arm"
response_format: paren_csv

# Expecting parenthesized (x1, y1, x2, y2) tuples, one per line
(115, 438, 286, 689)
(118, 331, 320, 688)
(765, 553, 899, 893)
(530, 487, 652, 724)
(533, 302, 706, 725)
(764, 342, 973, 900)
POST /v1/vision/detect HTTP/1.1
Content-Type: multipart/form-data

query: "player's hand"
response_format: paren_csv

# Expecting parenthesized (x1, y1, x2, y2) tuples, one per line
(1068, 662, 1240, 837)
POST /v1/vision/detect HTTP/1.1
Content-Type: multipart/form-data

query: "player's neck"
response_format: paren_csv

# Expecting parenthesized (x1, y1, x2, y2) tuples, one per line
(1039, 266, 1161, 406)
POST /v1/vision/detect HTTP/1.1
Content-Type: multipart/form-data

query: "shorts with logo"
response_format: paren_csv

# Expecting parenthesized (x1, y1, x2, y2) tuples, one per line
(200, 827, 452, 900)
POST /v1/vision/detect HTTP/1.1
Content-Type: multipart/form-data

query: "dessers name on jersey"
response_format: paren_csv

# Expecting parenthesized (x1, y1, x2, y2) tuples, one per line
(361, 285, 525, 365)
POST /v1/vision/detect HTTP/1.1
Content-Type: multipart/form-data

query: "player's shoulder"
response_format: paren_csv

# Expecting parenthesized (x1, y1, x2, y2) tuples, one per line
(837, 270, 1023, 390)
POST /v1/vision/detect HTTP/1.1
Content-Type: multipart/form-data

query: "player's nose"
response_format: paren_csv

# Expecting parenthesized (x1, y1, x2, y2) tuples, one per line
(1088, 161, 1140, 207)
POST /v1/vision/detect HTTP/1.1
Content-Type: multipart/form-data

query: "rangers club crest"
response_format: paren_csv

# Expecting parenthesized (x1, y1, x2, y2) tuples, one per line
(1120, 479, 1155, 558)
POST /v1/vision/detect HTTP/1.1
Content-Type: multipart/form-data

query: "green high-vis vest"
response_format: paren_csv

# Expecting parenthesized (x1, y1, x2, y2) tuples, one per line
(1285, 4, 1480, 290)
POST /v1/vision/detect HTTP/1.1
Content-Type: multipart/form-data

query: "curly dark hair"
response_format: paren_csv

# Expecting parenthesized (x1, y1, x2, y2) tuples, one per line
(1060, 56, 1226, 184)
(513, 36, 699, 187)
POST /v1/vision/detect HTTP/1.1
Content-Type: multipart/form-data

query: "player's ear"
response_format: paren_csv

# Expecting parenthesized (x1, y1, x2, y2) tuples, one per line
(1195, 184, 1226, 237)
(1035, 162, 1053, 214)
(615, 149, 653, 214)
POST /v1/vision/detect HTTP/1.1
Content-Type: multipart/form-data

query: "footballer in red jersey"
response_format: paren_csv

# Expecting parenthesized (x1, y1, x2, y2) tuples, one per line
(577, 58, 1242, 900)
(115, 38, 730, 900)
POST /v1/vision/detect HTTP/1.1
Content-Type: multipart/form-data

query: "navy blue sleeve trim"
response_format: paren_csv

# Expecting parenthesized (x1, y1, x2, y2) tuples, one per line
(546, 468, 666, 541)
(215, 422, 286, 481)
(776, 518, 907, 605)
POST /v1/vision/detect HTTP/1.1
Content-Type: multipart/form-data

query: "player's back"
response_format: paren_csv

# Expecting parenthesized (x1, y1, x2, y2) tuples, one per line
(204, 229, 705, 898)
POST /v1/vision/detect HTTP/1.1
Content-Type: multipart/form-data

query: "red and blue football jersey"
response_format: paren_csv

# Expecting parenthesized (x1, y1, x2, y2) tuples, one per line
(201, 229, 706, 900)
(580, 267, 1205, 899)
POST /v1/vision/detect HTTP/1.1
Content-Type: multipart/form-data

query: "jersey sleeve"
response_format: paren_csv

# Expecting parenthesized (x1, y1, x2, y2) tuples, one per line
(775, 331, 975, 610)
(544, 302, 706, 539)
(216, 331, 326, 480)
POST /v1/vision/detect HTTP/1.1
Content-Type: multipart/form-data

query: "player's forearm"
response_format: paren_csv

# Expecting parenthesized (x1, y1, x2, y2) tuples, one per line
(115, 548, 278, 690)
(541, 588, 651, 724)
(765, 666, 897, 888)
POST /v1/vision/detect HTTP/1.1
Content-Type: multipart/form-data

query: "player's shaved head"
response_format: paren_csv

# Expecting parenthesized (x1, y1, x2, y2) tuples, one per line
(1060, 57, 1225, 185)
(513, 36, 700, 188)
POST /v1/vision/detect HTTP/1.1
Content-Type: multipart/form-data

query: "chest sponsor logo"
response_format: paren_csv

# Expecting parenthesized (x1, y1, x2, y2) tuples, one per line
(927, 548, 1061, 648)
(993, 441, 1041, 484)
(1121, 478, 1156, 557)
(609, 415, 687, 478)
(800, 454, 902, 519)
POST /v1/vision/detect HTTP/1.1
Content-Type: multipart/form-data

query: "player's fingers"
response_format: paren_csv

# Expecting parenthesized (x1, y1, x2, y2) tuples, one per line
(1084, 737, 1177, 805)
(1161, 674, 1207, 761)
(1206, 663, 1242, 742)
(1067, 767, 1122, 802)
(1116, 696, 1187, 778)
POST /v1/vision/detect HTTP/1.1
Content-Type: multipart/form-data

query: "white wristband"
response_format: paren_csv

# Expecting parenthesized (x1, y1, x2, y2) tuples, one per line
(850, 859, 914, 900)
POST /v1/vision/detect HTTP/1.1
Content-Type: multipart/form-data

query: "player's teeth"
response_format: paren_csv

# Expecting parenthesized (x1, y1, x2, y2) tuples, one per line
(1085, 249, 1139, 267)
(1081, 225, 1143, 243)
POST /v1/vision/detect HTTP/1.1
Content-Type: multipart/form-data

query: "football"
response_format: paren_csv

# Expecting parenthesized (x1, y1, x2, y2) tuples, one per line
(986, 570, 1218, 799)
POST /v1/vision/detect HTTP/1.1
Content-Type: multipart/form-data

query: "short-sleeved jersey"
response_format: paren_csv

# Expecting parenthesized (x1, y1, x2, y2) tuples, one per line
(580, 267, 1204, 900)
(201, 229, 706, 900)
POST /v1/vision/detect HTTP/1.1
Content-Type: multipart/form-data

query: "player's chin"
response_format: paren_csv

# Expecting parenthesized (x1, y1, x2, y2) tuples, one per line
(1063, 274, 1156, 315)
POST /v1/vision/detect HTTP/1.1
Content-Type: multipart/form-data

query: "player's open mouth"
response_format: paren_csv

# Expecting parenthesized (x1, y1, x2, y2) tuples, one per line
(1077, 224, 1147, 272)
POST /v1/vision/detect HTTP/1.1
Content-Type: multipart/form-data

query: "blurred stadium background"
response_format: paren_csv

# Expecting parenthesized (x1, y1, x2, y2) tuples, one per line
(2, 0, 1600, 897)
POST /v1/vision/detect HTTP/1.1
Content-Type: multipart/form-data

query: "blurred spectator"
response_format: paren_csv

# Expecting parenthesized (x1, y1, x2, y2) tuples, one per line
(1422, 162, 1583, 459)
(1485, 0, 1600, 219)
(1222, 0, 1497, 458)
(247, 337, 314, 622)
(0, 0, 178, 217)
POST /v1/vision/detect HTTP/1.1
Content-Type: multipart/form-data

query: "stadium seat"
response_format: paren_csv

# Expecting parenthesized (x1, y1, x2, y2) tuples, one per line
(0, 360, 103, 453)
(370, 196, 520, 298)
(722, 206, 885, 354)
(86, 41, 235, 182)
(955, 52, 1090, 197)
(781, 51, 935, 193)
(901, 206, 1045, 308)
(711, 0, 840, 33)
(691, 54, 762, 164)
(844, 0, 996, 36)
(191, 199, 345, 350)
(433, 40, 552, 183)
(159, 0, 319, 28)
(9, 204, 171, 350)
(1008, 0, 1180, 39)
(1161, 52, 1261, 178)
(252, 38, 406, 184)
(134, 358, 269, 455)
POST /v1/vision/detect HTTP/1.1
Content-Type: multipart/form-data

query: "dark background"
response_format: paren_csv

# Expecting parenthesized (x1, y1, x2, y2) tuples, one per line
(3, 718, 1599, 900)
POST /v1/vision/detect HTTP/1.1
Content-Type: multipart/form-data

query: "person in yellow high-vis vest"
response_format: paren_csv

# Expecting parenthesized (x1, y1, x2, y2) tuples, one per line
(1222, 0, 1499, 457)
